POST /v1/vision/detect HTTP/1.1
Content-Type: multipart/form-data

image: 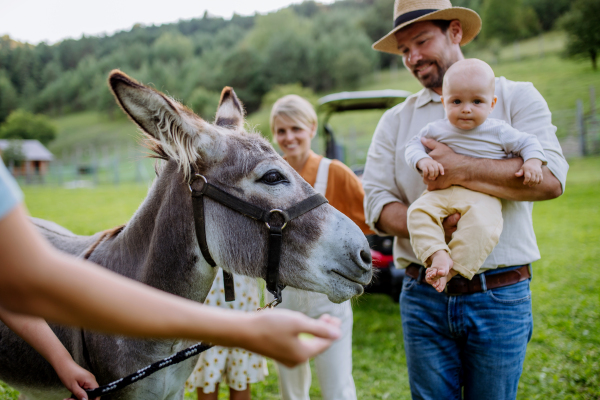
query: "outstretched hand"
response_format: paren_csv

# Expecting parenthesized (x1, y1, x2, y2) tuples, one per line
(420, 137, 466, 191)
(245, 309, 341, 367)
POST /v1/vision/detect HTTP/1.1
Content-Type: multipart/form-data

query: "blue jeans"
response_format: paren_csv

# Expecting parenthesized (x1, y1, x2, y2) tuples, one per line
(400, 265, 533, 400)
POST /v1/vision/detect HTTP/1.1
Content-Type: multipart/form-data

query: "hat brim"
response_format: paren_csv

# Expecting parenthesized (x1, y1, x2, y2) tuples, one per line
(372, 7, 482, 55)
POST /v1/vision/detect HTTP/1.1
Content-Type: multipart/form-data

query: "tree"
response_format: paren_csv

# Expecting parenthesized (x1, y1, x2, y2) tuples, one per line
(0, 109, 57, 145)
(152, 32, 194, 64)
(481, 0, 541, 43)
(333, 48, 373, 89)
(1, 141, 25, 168)
(523, 0, 570, 31)
(560, 0, 600, 70)
(0, 70, 18, 123)
(186, 87, 220, 120)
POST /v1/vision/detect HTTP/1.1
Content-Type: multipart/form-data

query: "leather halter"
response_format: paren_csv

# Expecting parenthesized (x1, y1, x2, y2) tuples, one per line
(189, 173, 328, 304)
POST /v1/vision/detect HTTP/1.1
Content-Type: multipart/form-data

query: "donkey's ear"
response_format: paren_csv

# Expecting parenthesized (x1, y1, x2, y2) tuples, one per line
(108, 70, 212, 164)
(215, 87, 245, 129)
(109, 70, 203, 138)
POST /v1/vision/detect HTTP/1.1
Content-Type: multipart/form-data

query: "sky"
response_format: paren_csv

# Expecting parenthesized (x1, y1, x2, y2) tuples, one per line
(0, 0, 334, 45)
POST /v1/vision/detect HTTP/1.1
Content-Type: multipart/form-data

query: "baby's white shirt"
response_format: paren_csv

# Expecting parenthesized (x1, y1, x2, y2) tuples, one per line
(405, 117, 547, 172)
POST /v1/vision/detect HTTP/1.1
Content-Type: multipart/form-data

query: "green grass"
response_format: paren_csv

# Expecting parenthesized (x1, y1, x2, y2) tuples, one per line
(1, 157, 598, 399)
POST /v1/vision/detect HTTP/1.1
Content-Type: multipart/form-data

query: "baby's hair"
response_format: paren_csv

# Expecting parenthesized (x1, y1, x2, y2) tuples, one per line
(443, 58, 496, 95)
(270, 95, 317, 134)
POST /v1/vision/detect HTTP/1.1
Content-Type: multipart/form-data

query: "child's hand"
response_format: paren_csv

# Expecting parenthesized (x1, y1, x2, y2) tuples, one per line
(515, 158, 543, 187)
(56, 359, 99, 400)
(417, 157, 444, 181)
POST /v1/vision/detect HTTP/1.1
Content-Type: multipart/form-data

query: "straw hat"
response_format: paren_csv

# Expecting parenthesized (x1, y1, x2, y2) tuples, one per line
(372, 0, 481, 55)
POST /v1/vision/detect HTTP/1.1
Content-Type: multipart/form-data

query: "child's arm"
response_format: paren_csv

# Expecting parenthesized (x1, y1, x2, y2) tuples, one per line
(405, 125, 433, 172)
(0, 306, 98, 400)
(416, 157, 445, 180)
(500, 123, 547, 187)
(516, 158, 544, 186)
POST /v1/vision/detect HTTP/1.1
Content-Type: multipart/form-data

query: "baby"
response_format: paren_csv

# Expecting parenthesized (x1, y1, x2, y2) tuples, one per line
(405, 58, 546, 292)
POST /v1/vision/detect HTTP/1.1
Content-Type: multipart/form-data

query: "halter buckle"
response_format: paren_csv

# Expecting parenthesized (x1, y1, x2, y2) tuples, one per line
(265, 209, 289, 230)
(189, 174, 208, 195)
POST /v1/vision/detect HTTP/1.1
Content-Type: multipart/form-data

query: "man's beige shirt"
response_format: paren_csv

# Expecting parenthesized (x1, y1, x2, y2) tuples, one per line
(362, 77, 569, 271)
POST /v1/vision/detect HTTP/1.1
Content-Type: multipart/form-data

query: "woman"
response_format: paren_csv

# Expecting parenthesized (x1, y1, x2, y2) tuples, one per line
(270, 95, 372, 400)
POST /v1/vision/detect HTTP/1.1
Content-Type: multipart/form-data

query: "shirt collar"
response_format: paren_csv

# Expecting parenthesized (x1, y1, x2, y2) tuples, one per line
(415, 88, 442, 108)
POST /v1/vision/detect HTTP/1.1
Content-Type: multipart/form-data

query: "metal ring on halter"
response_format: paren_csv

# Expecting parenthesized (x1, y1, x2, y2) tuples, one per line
(188, 174, 208, 193)
(265, 209, 288, 230)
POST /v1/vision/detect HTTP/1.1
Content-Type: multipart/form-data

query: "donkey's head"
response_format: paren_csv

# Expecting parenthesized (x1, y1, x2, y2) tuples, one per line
(108, 70, 372, 303)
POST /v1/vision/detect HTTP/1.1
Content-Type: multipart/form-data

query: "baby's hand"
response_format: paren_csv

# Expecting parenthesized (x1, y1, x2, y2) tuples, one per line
(515, 158, 543, 186)
(417, 157, 444, 181)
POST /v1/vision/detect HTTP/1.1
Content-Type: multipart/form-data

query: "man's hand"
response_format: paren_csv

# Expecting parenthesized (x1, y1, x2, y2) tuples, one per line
(420, 137, 467, 191)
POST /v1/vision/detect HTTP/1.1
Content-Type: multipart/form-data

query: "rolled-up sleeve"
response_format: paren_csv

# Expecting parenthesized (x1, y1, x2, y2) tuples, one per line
(508, 81, 569, 192)
(362, 109, 404, 235)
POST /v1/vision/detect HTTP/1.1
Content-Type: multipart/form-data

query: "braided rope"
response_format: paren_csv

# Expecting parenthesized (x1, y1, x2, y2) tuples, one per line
(79, 342, 213, 398)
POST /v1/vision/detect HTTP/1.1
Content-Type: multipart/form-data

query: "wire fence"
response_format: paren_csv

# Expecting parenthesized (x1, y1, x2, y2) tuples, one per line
(12, 145, 157, 187)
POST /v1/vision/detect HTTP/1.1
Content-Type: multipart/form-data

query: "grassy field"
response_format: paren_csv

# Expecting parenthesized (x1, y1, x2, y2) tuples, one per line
(0, 156, 598, 399)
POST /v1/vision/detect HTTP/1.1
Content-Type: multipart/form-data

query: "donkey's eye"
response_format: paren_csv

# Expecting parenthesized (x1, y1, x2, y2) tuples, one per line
(260, 170, 288, 185)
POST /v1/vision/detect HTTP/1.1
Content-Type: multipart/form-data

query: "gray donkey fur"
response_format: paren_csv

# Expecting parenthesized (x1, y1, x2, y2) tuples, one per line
(0, 71, 372, 400)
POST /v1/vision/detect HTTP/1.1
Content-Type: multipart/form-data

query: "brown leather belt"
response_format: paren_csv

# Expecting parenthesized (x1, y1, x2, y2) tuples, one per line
(405, 263, 531, 295)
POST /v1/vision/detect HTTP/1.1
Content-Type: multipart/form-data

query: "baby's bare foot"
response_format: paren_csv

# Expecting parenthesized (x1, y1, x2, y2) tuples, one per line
(426, 250, 454, 292)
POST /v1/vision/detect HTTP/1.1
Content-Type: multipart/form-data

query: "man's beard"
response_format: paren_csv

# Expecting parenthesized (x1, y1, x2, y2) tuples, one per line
(412, 59, 450, 89)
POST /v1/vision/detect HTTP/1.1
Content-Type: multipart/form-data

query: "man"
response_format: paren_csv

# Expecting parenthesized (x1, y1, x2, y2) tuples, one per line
(362, 1, 569, 399)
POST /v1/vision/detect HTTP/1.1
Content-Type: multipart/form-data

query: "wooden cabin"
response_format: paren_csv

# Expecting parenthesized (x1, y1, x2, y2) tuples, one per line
(0, 139, 54, 177)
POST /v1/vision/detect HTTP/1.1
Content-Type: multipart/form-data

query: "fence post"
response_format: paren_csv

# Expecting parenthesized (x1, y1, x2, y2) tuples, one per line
(590, 86, 598, 153)
(577, 99, 586, 156)
(113, 147, 120, 185)
(57, 160, 63, 186)
(91, 145, 99, 186)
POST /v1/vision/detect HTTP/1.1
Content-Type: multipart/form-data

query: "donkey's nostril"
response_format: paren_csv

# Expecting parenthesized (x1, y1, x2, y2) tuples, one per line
(360, 249, 372, 265)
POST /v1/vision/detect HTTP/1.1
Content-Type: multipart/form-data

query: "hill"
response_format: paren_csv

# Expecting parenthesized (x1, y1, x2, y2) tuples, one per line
(47, 31, 599, 166)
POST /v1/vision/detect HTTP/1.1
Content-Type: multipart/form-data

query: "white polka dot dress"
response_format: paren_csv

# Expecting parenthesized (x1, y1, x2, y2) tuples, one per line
(185, 271, 268, 394)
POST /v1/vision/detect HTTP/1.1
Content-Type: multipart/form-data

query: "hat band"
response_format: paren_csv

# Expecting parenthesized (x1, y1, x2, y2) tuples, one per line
(393, 9, 438, 28)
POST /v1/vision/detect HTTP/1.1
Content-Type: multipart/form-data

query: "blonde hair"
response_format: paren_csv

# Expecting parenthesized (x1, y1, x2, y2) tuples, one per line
(270, 95, 317, 134)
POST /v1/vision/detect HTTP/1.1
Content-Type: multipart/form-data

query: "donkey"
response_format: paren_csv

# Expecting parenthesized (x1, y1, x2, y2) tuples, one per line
(0, 71, 372, 400)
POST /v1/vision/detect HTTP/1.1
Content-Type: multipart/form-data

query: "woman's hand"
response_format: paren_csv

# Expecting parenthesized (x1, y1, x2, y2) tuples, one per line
(243, 310, 341, 367)
(55, 360, 99, 400)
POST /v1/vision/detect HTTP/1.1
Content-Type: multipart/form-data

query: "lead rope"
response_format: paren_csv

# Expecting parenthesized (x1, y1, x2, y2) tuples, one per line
(74, 300, 280, 399)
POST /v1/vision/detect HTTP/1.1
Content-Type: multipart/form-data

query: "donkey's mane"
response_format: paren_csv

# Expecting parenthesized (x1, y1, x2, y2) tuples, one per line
(146, 107, 204, 181)
(141, 109, 276, 183)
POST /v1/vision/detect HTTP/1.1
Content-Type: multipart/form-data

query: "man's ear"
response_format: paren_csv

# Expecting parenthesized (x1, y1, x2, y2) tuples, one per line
(441, 96, 445, 106)
(448, 20, 463, 45)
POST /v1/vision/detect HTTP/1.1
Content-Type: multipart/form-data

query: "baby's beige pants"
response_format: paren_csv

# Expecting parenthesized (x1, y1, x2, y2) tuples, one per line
(407, 186, 503, 279)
